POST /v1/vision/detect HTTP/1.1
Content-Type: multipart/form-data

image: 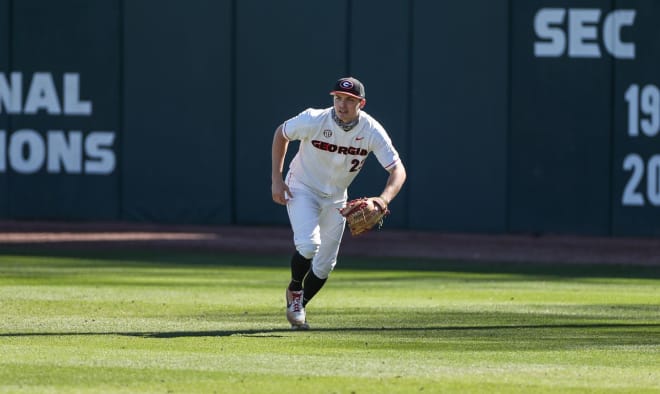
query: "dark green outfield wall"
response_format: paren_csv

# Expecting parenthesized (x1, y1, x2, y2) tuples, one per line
(1, 0, 659, 236)
(0, 0, 7, 218)
(2, 0, 120, 220)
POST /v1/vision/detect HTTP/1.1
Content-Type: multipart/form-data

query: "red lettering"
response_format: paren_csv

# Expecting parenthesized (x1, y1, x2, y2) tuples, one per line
(311, 140, 368, 157)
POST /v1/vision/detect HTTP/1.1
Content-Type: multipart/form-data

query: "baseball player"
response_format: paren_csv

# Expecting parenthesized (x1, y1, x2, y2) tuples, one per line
(271, 77, 406, 329)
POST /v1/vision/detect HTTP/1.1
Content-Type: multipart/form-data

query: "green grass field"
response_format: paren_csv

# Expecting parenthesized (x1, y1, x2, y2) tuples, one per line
(0, 250, 658, 393)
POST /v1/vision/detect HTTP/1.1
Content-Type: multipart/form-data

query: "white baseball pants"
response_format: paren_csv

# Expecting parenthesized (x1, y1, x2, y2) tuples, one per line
(285, 179, 346, 279)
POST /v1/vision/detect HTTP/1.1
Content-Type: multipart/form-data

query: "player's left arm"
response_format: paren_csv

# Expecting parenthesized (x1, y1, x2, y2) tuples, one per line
(378, 161, 406, 206)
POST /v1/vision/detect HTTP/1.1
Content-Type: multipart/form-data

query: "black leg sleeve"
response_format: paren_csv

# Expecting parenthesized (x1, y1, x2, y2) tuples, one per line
(288, 251, 311, 291)
(302, 271, 327, 306)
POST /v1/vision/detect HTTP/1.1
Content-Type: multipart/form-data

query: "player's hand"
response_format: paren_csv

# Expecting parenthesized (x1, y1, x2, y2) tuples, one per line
(271, 178, 293, 205)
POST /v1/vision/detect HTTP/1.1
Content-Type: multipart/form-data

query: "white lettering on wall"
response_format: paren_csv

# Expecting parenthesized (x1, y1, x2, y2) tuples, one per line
(9, 129, 46, 173)
(0, 71, 113, 176)
(534, 8, 636, 59)
(85, 132, 115, 174)
(64, 74, 92, 115)
(0, 72, 92, 115)
(48, 131, 83, 173)
(0, 131, 5, 172)
(0, 72, 22, 114)
(0, 130, 116, 175)
(625, 84, 660, 138)
(622, 84, 660, 207)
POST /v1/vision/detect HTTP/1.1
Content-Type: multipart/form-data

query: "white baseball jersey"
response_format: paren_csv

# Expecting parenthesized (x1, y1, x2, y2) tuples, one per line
(282, 107, 400, 197)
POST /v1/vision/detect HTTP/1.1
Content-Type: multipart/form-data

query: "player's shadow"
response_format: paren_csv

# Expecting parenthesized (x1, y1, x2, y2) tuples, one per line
(133, 322, 660, 338)
(2, 323, 658, 340)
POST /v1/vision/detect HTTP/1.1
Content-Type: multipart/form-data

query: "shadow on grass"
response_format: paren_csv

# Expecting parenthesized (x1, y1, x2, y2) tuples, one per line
(1, 247, 659, 279)
(2, 322, 659, 340)
(137, 322, 660, 339)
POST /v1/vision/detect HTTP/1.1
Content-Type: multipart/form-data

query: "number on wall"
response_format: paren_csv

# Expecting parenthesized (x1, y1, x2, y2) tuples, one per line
(622, 153, 660, 206)
(625, 84, 660, 137)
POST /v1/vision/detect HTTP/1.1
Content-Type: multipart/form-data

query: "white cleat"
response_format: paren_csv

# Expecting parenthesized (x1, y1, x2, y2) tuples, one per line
(291, 321, 310, 330)
(285, 288, 307, 328)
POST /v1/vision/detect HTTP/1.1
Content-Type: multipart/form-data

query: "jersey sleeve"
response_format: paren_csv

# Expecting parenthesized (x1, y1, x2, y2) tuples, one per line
(364, 116, 401, 171)
(281, 108, 317, 141)
(372, 132, 400, 171)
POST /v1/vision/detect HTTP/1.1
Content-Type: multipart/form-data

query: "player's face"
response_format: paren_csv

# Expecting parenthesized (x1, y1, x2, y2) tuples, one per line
(333, 93, 364, 123)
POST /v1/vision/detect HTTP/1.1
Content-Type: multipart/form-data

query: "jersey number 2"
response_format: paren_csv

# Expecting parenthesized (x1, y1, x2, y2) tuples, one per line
(350, 159, 365, 172)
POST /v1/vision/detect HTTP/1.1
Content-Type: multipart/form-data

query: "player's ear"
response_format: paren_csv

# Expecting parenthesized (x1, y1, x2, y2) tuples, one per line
(359, 98, 366, 108)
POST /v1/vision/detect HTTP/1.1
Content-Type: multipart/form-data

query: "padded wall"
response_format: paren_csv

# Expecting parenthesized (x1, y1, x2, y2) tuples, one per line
(348, 0, 411, 228)
(7, 0, 120, 220)
(1, 0, 660, 237)
(122, 0, 232, 224)
(409, 0, 509, 232)
(611, 0, 660, 235)
(510, 0, 612, 235)
(234, 0, 348, 225)
(0, 0, 8, 217)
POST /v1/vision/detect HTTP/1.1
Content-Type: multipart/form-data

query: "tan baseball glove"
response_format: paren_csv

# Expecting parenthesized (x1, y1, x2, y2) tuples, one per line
(339, 197, 390, 236)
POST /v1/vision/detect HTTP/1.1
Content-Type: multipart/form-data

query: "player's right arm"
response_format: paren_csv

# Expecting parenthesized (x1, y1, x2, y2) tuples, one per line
(271, 124, 293, 205)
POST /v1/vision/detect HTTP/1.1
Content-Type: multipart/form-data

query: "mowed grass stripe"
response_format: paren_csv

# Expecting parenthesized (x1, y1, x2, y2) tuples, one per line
(0, 252, 658, 393)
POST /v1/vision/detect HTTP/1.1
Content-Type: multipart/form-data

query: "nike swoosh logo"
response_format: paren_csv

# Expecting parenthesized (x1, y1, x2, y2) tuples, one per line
(355, 137, 364, 141)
